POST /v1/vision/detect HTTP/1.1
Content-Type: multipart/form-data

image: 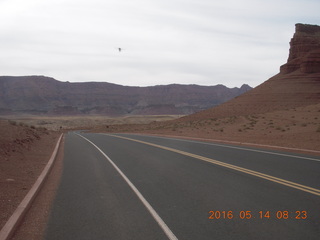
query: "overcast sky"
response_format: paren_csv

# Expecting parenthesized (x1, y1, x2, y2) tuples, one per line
(0, 0, 319, 87)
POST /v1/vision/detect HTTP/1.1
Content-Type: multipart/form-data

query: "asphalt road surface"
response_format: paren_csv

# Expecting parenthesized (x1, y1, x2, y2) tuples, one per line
(45, 132, 320, 240)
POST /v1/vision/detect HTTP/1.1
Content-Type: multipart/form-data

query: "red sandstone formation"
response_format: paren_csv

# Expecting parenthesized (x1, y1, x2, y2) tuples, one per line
(181, 23, 320, 122)
(280, 23, 320, 74)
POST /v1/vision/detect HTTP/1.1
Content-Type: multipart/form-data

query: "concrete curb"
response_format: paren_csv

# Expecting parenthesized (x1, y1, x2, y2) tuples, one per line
(0, 133, 64, 240)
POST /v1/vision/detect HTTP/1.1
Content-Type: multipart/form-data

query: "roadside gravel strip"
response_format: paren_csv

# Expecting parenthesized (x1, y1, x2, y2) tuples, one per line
(0, 134, 63, 240)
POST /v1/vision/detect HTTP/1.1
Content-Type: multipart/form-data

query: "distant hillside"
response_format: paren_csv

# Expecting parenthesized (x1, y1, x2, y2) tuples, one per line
(0, 76, 251, 115)
(180, 23, 320, 122)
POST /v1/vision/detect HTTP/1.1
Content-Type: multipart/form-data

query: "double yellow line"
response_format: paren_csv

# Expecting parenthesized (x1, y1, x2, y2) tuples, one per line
(109, 134, 320, 197)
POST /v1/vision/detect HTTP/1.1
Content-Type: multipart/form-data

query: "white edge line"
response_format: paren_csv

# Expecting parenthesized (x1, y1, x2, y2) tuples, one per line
(76, 134, 178, 240)
(0, 134, 64, 240)
(121, 133, 320, 162)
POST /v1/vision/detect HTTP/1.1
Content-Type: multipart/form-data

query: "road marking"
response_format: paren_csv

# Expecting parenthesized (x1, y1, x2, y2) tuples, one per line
(127, 134, 320, 162)
(76, 134, 178, 240)
(108, 134, 320, 197)
(141, 133, 320, 155)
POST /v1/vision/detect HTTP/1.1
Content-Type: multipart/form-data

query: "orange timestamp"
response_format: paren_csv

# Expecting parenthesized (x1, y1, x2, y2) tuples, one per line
(208, 210, 308, 220)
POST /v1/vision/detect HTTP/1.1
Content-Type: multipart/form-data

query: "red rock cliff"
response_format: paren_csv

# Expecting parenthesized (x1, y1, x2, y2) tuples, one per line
(280, 23, 320, 74)
(181, 23, 320, 121)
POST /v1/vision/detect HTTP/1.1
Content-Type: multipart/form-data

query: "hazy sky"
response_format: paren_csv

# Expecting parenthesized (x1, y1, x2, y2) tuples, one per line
(0, 0, 319, 87)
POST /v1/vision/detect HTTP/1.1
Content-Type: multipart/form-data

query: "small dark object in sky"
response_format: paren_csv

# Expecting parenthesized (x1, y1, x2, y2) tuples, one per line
(118, 48, 122, 52)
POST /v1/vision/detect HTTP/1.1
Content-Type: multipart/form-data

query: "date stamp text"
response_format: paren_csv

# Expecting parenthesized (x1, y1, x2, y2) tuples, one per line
(208, 210, 308, 220)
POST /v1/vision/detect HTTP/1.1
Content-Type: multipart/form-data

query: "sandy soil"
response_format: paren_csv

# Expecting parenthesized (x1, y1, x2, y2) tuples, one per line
(0, 120, 60, 231)
(5, 115, 182, 131)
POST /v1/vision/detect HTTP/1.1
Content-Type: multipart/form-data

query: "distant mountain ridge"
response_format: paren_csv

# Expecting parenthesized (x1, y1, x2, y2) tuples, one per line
(0, 76, 251, 115)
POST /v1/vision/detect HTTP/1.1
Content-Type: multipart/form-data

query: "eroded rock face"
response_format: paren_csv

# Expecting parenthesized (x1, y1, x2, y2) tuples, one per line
(280, 23, 320, 74)
(182, 23, 320, 121)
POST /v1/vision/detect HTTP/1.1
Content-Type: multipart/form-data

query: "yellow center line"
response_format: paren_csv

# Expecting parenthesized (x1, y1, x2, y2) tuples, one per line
(108, 134, 320, 197)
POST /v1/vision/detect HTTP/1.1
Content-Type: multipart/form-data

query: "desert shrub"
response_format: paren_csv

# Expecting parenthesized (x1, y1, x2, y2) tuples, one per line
(8, 120, 17, 126)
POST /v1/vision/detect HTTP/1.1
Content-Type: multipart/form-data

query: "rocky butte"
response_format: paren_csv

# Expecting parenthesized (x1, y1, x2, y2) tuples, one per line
(183, 23, 320, 121)
(280, 23, 320, 74)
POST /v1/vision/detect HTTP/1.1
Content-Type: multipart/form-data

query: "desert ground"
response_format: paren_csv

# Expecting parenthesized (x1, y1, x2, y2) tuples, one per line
(3, 115, 182, 131)
(5, 108, 320, 153)
(0, 119, 60, 231)
(93, 104, 320, 153)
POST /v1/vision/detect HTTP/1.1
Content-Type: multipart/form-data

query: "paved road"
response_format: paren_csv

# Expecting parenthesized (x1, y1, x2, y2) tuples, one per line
(45, 132, 320, 240)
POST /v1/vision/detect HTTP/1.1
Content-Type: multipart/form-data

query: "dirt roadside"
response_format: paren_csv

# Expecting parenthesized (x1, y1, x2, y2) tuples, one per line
(0, 119, 60, 234)
(94, 104, 320, 154)
(10, 137, 64, 240)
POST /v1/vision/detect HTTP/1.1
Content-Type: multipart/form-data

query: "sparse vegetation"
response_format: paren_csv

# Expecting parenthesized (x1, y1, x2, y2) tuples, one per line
(276, 126, 284, 131)
(8, 120, 17, 126)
